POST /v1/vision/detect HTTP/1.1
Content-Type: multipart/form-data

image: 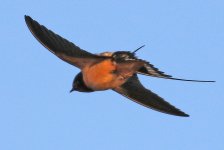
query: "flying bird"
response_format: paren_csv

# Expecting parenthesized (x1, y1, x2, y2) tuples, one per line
(24, 15, 215, 117)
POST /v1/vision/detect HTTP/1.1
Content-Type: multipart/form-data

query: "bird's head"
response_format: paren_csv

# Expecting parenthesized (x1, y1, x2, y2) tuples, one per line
(70, 72, 94, 93)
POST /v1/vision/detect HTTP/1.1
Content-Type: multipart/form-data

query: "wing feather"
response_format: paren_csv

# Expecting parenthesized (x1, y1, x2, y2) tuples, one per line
(25, 15, 108, 68)
(113, 74, 189, 117)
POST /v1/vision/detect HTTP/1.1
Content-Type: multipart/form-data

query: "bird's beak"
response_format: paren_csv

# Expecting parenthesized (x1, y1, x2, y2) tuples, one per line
(70, 88, 75, 93)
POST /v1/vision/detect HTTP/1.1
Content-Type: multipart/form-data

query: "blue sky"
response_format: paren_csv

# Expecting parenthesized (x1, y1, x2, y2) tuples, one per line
(0, 0, 223, 149)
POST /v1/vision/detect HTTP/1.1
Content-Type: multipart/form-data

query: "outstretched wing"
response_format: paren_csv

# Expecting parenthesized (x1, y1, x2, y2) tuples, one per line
(113, 74, 189, 117)
(25, 15, 108, 69)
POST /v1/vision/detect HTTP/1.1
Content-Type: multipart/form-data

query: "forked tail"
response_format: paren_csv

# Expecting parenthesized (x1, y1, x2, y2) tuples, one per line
(163, 77, 215, 82)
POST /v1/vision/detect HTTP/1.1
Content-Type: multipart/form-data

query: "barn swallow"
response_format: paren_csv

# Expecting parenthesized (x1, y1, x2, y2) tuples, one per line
(25, 15, 215, 117)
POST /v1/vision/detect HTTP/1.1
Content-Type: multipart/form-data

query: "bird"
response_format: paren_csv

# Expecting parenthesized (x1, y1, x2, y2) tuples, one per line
(24, 15, 215, 117)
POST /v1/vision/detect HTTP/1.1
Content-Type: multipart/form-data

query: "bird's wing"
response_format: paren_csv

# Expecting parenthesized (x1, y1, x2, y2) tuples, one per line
(113, 74, 189, 117)
(25, 15, 108, 69)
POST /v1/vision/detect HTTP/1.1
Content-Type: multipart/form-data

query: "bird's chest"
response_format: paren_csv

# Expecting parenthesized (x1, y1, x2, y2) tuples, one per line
(82, 60, 124, 91)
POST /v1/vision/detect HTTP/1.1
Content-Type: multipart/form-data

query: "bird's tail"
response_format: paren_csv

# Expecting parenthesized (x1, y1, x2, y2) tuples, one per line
(162, 77, 215, 82)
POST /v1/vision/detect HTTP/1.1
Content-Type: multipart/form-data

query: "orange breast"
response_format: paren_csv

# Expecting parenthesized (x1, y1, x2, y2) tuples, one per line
(82, 60, 123, 91)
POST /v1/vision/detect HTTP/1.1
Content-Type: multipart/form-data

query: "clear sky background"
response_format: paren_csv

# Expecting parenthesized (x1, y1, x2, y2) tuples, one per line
(0, 0, 223, 150)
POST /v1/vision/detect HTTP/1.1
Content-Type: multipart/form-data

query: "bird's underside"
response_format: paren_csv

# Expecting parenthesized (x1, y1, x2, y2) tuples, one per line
(25, 15, 215, 117)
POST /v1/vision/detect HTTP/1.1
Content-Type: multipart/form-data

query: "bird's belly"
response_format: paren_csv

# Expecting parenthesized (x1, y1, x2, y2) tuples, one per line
(82, 60, 124, 91)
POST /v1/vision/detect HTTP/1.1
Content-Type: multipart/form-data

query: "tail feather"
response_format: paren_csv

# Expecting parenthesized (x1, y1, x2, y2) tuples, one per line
(163, 77, 215, 82)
